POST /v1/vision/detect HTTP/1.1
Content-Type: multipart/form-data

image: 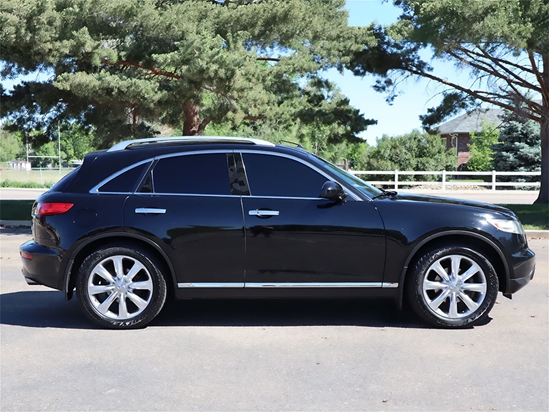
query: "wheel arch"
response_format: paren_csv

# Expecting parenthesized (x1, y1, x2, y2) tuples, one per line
(396, 231, 509, 309)
(64, 232, 176, 300)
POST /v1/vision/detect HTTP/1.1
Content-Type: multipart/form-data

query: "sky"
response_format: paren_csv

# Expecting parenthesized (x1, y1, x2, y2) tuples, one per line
(2, 0, 474, 146)
(337, 0, 473, 145)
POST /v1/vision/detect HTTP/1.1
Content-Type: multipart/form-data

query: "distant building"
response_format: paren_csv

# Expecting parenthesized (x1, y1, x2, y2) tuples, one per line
(7, 160, 31, 170)
(436, 108, 503, 168)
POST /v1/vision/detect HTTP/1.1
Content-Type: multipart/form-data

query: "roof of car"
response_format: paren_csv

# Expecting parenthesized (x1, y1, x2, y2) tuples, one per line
(108, 136, 276, 152)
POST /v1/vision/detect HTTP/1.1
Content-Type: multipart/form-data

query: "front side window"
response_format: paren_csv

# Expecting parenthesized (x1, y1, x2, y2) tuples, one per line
(152, 153, 232, 195)
(242, 153, 327, 198)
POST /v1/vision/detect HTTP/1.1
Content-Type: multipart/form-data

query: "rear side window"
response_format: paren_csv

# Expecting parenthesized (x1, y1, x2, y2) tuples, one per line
(98, 162, 150, 193)
(152, 153, 232, 195)
(242, 153, 327, 198)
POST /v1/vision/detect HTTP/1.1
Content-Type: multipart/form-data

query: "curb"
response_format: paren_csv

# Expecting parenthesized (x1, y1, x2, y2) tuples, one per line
(1, 220, 548, 239)
(0, 220, 32, 227)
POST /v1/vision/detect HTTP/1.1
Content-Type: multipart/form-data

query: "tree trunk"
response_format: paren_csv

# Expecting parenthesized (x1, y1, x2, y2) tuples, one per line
(183, 101, 200, 136)
(535, 115, 548, 204)
(534, 53, 549, 204)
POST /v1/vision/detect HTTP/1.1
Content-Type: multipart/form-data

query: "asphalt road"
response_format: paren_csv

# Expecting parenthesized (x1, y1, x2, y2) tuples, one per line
(1, 228, 547, 411)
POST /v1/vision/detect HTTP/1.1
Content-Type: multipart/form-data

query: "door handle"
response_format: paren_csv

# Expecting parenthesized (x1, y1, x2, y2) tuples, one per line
(248, 210, 279, 217)
(135, 208, 167, 214)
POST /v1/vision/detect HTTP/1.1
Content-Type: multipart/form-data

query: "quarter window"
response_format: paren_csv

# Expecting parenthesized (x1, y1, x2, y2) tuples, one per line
(242, 153, 327, 198)
(152, 153, 232, 195)
(98, 162, 149, 193)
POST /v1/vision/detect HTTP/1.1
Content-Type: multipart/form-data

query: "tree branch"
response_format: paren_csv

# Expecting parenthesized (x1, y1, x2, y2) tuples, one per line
(105, 60, 183, 80)
(403, 65, 541, 122)
(447, 48, 542, 93)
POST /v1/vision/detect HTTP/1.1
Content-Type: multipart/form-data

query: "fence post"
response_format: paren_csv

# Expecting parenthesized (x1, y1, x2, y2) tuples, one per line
(442, 170, 447, 191)
(394, 170, 399, 190)
(492, 170, 496, 191)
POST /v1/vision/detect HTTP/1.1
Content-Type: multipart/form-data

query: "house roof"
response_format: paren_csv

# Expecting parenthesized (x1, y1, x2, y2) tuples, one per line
(437, 108, 503, 135)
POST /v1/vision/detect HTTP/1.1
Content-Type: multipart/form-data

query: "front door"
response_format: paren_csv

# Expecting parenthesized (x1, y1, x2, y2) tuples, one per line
(239, 152, 385, 287)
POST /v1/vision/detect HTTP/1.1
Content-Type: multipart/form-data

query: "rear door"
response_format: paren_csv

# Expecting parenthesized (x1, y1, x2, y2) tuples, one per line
(124, 151, 246, 288)
(239, 151, 386, 288)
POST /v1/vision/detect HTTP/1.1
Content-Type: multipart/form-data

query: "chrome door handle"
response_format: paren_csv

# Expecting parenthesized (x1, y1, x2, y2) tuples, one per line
(248, 210, 279, 217)
(135, 208, 166, 214)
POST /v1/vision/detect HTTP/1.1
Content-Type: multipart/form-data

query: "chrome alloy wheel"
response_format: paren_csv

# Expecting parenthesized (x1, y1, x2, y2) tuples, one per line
(422, 254, 487, 320)
(87, 255, 154, 320)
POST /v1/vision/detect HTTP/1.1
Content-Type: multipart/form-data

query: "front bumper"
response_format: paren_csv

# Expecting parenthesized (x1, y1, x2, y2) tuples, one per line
(506, 247, 536, 294)
(20, 240, 64, 291)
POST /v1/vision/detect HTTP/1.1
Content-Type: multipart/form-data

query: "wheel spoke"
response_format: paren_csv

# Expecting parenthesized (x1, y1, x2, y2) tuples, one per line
(127, 292, 148, 310)
(431, 261, 451, 282)
(97, 291, 119, 315)
(451, 256, 462, 279)
(423, 280, 447, 291)
(458, 291, 480, 312)
(113, 256, 125, 280)
(448, 292, 459, 318)
(461, 282, 487, 293)
(89, 284, 115, 295)
(126, 261, 146, 282)
(118, 294, 129, 319)
(93, 264, 115, 284)
(459, 262, 481, 283)
(428, 289, 450, 311)
(131, 279, 153, 291)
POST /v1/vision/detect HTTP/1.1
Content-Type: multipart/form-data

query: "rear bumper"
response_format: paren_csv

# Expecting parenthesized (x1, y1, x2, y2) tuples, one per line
(506, 247, 536, 294)
(20, 240, 64, 291)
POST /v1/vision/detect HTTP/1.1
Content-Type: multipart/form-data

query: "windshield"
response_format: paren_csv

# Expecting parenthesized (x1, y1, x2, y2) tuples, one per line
(311, 155, 383, 199)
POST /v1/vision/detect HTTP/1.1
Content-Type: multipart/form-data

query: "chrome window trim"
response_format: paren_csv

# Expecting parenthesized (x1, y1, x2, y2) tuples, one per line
(238, 150, 361, 201)
(90, 149, 361, 201)
(133, 192, 239, 198)
(177, 282, 398, 289)
(89, 159, 153, 194)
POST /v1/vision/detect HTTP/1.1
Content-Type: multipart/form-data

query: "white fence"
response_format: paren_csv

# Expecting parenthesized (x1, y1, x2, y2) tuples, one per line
(351, 170, 541, 191)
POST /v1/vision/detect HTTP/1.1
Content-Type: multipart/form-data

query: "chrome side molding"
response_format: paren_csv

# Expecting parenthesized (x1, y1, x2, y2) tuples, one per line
(178, 282, 398, 289)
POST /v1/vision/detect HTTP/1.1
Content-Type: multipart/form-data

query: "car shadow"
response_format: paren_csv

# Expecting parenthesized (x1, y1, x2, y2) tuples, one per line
(0, 290, 441, 329)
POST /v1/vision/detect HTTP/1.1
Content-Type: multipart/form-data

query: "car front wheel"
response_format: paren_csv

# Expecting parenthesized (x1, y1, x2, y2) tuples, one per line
(76, 246, 167, 329)
(407, 246, 499, 328)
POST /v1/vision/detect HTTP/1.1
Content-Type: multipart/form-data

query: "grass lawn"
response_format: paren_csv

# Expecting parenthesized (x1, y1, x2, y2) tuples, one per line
(1, 200, 547, 230)
(501, 204, 549, 230)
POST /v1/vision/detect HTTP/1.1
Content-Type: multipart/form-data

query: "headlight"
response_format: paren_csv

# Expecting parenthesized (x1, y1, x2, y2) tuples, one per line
(486, 218, 524, 234)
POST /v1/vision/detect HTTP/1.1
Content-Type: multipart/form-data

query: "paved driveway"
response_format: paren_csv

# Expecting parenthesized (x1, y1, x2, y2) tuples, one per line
(1, 228, 547, 411)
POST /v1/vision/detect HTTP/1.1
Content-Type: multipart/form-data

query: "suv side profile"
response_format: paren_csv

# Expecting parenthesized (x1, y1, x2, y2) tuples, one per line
(20, 137, 536, 329)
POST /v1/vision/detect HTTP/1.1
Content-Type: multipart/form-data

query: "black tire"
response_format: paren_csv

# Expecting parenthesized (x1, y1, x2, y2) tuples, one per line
(407, 245, 499, 328)
(76, 246, 167, 329)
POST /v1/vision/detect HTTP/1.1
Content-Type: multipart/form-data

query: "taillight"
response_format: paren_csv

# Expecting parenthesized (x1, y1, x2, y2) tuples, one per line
(35, 202, 74, 216)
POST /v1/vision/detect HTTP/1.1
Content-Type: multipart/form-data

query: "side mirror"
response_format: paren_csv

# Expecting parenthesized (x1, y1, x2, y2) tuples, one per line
(319, 181, 346, 201)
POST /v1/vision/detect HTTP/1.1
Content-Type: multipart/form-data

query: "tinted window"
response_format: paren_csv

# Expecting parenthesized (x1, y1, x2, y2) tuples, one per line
(153, 153, 231, 195)
(50, 166, 80, 192)
(99, 162, 149, 193)
(242, 153, 327, 197)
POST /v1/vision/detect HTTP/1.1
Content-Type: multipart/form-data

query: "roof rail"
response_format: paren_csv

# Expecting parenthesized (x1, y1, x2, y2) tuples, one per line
(108, 136, 276, 152)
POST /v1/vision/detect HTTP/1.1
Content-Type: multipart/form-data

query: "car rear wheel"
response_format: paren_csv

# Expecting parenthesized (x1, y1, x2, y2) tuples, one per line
(407, 246, 499, 328)
(76, 246, 167, 329)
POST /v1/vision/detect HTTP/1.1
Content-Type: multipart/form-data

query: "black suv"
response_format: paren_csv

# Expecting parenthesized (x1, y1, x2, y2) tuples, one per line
(20, 137, 536, 329)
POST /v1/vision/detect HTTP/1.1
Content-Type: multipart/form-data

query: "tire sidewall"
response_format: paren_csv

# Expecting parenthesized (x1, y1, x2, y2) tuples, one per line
(76, 246, 167, 329)
(408, 246, 499, 328)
